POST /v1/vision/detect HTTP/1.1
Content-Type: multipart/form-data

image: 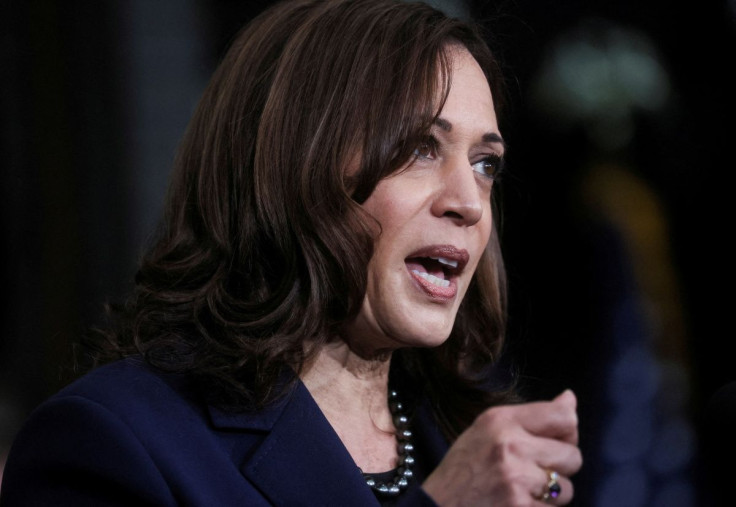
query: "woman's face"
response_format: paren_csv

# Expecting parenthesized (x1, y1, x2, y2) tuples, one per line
(346, 47, 504, 356)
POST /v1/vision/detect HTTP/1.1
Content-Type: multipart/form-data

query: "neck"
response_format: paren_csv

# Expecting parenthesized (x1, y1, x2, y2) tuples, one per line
(301, 340, 393, 426)
(301, 340, 398, 472)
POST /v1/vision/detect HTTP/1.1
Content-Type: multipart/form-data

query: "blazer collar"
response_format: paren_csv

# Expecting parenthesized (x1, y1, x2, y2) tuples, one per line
(208, 380, 379, 506)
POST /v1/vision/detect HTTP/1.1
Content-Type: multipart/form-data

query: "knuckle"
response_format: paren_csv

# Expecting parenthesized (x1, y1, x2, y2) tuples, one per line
(571, 446, 584, 470)
(475, 405, 516, 432)
(495, 459, 517, 483)
(492, 467, 526, 497)
(477, 406, 505, 426)
(552, 404, 577, 428)
(560, 444, 582, 467)
(490, 437, 525, 462)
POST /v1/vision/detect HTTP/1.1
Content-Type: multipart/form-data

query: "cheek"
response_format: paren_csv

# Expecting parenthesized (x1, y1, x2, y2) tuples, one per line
(462, 209, 494, 279)
(477, 204, 494, 250)
(363, 193, 413, 247)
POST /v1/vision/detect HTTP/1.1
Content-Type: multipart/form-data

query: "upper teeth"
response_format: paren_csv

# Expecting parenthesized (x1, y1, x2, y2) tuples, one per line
(431, 256, 458, 268)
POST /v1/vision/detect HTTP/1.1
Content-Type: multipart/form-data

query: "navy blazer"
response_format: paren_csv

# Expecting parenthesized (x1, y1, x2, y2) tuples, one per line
(0, 358, 446, 506)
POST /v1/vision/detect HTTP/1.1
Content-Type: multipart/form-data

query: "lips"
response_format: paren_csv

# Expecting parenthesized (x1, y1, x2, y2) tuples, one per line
(404, 245, 469, 299)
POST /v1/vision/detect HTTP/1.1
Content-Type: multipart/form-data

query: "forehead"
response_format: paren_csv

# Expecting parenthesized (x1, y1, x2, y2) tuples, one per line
(437, 47, 500, 142)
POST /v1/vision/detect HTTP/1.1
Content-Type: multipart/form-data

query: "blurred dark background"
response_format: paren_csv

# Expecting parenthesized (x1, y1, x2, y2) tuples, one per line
(2, 0, 734, 505)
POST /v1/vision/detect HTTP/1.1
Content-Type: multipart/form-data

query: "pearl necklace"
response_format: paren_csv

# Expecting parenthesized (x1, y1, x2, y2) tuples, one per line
(362, 390, 415, 496)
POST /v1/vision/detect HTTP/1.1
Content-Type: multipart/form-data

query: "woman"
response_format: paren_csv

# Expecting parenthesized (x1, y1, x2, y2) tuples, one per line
(0, 0, 581, 505)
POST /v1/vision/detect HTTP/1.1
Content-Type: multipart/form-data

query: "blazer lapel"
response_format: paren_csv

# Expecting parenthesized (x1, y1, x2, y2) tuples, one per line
(209, 381, 378, 506)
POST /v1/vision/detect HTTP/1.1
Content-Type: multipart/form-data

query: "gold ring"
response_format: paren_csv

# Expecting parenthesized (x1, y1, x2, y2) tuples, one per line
(541, 470, 562, 503)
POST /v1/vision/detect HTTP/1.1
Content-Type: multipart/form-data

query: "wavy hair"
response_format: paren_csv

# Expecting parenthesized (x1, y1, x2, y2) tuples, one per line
(90, 0, 514, 440)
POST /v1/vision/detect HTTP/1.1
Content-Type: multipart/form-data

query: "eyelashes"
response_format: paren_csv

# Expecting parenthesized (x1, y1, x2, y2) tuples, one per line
(471, 153, 504, 181)
(413, 136, 438, 160)
(412, 135, 504, 181)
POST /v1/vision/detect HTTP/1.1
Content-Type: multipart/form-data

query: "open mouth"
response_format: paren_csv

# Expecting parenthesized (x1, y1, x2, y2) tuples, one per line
(405, 256, 459, 288)
(404, 245, 469, 297)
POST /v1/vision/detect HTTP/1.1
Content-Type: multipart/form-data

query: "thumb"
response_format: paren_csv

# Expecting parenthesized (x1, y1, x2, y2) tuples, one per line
(553, 389, 577, 408)
(552, 389, 578, 444)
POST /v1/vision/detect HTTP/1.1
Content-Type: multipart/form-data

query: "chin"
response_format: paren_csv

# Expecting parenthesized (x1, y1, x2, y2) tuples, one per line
(344, 301, 459, 355)
(378, 304, 461, 351)
(402, 331, 453, 350)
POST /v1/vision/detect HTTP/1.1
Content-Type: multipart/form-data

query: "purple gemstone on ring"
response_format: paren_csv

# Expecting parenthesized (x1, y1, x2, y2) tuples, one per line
(549, 482, 561, 498)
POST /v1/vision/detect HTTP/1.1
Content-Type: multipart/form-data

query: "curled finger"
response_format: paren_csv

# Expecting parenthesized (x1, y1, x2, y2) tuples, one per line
(532, 468, 574, 505)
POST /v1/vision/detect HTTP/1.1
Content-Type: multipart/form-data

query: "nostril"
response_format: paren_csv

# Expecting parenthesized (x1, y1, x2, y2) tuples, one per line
(443, 211, 464, 219)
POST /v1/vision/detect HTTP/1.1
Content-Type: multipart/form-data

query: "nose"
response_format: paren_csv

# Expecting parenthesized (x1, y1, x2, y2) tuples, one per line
(430, 158, 485, 226)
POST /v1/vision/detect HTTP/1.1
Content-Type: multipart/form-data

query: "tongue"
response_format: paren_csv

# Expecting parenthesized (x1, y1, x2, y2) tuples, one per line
(406, 258, 446, 280)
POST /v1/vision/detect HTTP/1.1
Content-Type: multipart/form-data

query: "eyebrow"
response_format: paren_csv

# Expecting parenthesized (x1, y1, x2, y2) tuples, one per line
(433, 117, 506, 149)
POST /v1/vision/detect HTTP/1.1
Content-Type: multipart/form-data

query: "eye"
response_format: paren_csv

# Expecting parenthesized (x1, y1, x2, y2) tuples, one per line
(413, 137, 438, 160)
(471, 153, 504, 180)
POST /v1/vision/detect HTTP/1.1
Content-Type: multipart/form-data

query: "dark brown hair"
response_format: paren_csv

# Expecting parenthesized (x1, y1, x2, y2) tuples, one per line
(92, 0, 513, 440)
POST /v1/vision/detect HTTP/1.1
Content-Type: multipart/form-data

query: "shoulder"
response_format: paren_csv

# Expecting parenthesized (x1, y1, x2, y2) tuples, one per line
(0, 358, 274, 506)
(0, 359, 186, 505)
(51, 357, 204, 425)
(58, 357, 191, 403)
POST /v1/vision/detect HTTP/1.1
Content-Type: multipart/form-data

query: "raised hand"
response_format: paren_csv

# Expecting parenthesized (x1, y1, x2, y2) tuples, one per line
(423, 390, 582, 506)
